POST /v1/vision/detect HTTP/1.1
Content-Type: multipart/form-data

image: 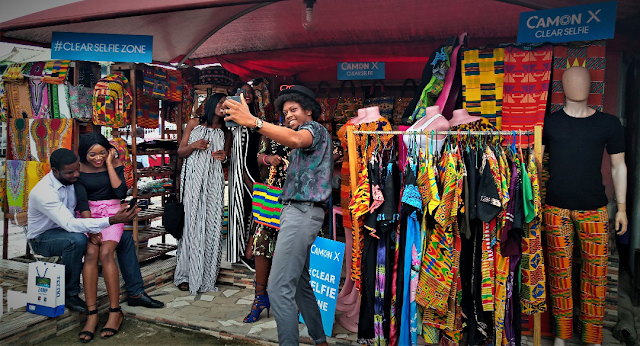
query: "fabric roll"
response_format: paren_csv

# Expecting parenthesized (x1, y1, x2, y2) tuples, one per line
(6, 160, 26, 215)
(551, 41, 606, 113)
(9, 118, 30, 161)
(461, 47, 505, 129)
(28, 78, 50, 119)
(502, 45, 553, 131)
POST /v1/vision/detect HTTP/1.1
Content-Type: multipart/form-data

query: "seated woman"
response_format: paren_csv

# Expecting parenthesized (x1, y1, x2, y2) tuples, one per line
(75, 133, 128, 342)
(173, 93, 232, 295)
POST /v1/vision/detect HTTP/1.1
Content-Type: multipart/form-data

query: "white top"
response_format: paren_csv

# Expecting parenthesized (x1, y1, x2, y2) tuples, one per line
(403, 114, 447, 155)
(27, 172, 110, 239)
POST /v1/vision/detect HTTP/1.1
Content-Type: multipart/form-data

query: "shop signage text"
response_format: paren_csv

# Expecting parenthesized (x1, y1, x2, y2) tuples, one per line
(51, 32, 153, 63)
(517, 1, 617, 43)
(338, 61, 385, 80)
(299, 237, 345, 336)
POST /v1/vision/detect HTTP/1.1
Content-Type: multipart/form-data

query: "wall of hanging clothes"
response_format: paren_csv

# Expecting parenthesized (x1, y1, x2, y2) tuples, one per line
(0, 61, 81, 232)
(341, 126, 543, 346)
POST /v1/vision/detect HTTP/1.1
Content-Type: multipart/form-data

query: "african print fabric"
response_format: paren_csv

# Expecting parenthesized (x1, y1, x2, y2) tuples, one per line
(92, 73, 132, 128)
(28, 119, 73, 162)
(502, 45, 552, 132)
(6, 80, 34, 119)
(9, 118, 30, 161)
(48, 83, 60, 118)
(461, 47, 505, 129)
(0, 81, 7, 122)
(167, 69, 183, 102)
(6, 160, 26, 215)
(41, 60, 70, 84)
(551, 41, 606, 113)
(254, 78, 275, 122)
(57, 84, 72, 119)
(409, 46, 452, 124)
(544, 206, 608, 344)
(136, 92, 160, 128)
(68, 85, 93, 121)
(28, 78, 50, 119)
(2, 63, 25, 80)
(26, 161, 51, 197)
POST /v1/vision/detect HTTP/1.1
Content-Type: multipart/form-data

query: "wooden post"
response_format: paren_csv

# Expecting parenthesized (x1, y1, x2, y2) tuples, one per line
(533, 125, 543, 346)
(129, 68, 139, 254)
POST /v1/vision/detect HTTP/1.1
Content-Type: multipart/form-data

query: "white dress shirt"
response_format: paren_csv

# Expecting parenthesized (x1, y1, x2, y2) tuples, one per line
(27, 172, 111, 239)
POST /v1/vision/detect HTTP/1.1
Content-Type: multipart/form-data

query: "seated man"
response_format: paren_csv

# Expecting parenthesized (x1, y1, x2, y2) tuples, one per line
(27, 148, 164, 312)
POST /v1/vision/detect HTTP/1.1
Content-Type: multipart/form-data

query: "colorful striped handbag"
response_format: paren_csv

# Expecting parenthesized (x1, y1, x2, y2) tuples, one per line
(252, 162, 288, 229)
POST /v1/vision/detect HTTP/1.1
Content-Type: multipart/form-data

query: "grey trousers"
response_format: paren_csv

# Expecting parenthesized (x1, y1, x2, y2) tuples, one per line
(268, 204, 326, 345)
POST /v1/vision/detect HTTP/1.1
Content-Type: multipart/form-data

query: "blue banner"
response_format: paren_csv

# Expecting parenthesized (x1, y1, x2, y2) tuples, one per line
(338, 61, 385, 80)
(517, 1, 617, 43)
(51, 32, 153, 63)
(299, 237, 345, 337)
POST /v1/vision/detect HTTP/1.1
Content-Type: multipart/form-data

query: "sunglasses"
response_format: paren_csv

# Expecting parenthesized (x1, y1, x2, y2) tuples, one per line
(279, 84, 295, 91)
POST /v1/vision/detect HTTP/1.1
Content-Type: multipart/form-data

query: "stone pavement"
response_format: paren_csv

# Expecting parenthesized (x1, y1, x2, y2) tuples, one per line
(123, 281, 360, 345)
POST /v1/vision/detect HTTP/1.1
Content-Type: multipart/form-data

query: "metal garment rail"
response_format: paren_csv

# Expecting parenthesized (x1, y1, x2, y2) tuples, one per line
(352, 129, 535, 135)
(345, 125, 543, 346)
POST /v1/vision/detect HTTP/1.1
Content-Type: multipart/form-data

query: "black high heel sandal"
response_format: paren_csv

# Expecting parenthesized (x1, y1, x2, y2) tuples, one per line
(100, 306, 124, 339)
(78, 308, 98, 343)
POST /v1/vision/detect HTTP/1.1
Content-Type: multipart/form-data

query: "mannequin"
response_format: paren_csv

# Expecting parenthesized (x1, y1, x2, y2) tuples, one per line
(543, 66, 627, 346)
(402, 105, 449, 160)
(336, 106, 384, 332)
(449, 108, 481, 127)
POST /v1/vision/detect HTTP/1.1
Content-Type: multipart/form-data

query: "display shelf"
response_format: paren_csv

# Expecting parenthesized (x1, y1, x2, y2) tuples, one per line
(137, 226, 168, 244)
(137, 167, 175, 178)
(137, 243, 177, 262)
(135, 149, 177, 156)
(135, 190, 171, 199)
(136, 207, 164, 221)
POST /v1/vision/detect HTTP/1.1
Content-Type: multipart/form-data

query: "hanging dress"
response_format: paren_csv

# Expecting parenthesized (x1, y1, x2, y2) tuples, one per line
(174, 125, 225, 295)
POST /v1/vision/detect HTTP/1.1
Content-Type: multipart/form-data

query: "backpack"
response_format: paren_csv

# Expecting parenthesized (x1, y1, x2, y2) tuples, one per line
(92, 73, 132, 128)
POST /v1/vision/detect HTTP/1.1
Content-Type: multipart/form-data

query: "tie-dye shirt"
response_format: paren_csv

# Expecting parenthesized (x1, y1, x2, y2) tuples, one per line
(279, 121, 333, 203)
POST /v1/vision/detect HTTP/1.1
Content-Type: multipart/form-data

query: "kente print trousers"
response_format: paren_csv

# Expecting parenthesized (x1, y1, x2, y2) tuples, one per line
(544, 205, 609, 344)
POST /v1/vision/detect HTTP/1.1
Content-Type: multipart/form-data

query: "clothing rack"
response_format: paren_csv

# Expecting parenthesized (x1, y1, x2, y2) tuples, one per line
(345, 125, 543, 346)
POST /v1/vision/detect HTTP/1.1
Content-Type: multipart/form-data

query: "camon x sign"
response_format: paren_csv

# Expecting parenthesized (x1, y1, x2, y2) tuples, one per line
(517, 1, 617, 43)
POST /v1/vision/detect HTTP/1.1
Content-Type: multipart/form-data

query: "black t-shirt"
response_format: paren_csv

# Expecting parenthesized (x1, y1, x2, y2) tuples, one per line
(75, 166, 128, 213)
(542, 110, 625, 210)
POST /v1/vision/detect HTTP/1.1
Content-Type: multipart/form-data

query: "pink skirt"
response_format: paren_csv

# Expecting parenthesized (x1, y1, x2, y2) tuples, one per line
(88, 199, 124, 243)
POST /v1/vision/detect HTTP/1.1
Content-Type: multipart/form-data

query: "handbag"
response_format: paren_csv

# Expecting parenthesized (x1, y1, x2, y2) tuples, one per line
(393, 79, 417, 125)
(363, 80, 395, 121)
(252, 164, 287, 229)
(334, 80, 362, 125)
(163, 156, 184, 239)
(316, 81, 334, 132)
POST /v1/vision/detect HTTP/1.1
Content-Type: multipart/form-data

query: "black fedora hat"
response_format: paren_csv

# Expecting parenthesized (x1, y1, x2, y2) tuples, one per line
(277, 85, 322, 120)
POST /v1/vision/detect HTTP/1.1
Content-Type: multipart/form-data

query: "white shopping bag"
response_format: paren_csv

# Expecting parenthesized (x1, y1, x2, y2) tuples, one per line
(26, 262, 65, 317)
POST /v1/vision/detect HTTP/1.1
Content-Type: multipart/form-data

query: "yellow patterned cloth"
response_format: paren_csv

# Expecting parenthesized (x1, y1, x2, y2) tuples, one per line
(2, 63, 25, 81)
(461, 48, 505, 129)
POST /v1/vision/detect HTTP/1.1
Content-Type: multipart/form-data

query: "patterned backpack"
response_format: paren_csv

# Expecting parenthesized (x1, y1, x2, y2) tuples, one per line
(92, 73, 132, 128)
(109, 137, 134, 189)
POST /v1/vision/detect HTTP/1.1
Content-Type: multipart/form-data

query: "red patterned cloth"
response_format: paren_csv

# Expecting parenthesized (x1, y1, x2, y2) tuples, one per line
(136, 91, 160, 129)
(550, 41, 606, 113)
(502, 45, 552, 131)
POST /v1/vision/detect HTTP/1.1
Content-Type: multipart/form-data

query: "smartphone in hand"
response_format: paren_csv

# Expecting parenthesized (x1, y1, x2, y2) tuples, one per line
(127, 198, 138, 212)
(225, 88, 243, 128)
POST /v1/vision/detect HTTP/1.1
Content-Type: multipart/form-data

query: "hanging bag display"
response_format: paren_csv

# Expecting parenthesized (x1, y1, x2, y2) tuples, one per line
(316, 81, 334, 132)
(363, 80, 395, 121)
(92, 73, 132, 128)
(334, 80, 362, 125)
(67, 85, 93, 122)
(252, 161, 288, 229)
(393, 79, 417, 125)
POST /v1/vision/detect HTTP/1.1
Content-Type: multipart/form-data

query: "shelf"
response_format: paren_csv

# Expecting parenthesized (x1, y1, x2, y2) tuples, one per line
(137, 167, 175, 177)
(137, 243, 176, 262)
(134, 149, 177, 156)
(137, 207, 164, 221)
(135, 191, 171, 199)
(137, 226, 168, 244)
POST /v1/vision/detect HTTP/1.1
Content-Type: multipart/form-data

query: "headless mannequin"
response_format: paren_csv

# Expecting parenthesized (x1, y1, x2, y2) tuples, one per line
(449, 108, 481, 127)
(404, 105, 450, 155)
(547, 66, 628, 346)
(337, 106, 383, 332)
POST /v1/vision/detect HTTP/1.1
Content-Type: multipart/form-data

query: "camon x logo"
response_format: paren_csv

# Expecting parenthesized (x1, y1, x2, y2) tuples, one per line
(587, 9, 601, 23)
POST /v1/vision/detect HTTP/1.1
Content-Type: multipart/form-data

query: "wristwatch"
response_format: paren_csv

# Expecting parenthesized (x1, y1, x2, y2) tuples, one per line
(251, 118, 263, 132)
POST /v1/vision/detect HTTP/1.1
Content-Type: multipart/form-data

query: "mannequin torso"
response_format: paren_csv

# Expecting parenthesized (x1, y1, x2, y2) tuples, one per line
(449, 109, 481, 127)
